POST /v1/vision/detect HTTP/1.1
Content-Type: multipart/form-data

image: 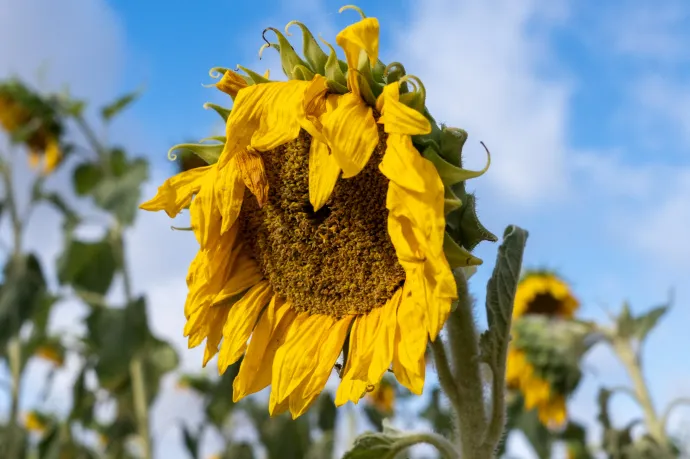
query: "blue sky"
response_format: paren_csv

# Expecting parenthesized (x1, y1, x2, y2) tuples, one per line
(1, 0, 689, 457)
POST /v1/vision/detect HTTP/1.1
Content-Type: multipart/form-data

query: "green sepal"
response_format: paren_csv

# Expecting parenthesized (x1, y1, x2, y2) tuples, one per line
(199, 136, 226, 144)
(412, 108, 442, 153)
(444, 186, 463, 216)
(321, 38, 348, 88)
(355, 51, 383, 100)
(439, 126, 469, 165)
(264, 27, 310, 79)
(443, 232, 483, 268)
(423, 147, 489, 186)
(285, 21, 328, 75)
(383, 62, 406, 88)
(203, 67, 232, 87)
(291, 64, 315, 81)
(168, 141, 223, 165)
(399, 91, 424, 113)
(352, 70, 377, 106)
(372, 59, 387, 84)
(236, 65, 270, 85)
(203, 103, 231, 122)
(326, 79, 349, 94)
(447, 193, 498, 251)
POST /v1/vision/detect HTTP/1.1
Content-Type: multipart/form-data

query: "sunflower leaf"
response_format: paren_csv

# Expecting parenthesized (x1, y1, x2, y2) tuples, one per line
(341, 421, 407, 459)
(481, 225, 528, 371)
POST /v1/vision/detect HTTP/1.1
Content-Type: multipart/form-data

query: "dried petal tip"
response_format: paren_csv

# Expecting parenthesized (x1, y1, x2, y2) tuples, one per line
(236, 148, 269, 208)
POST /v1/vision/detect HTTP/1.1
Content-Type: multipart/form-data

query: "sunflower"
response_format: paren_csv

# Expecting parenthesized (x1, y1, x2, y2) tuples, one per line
(24, 410, 48, 432)
(368, 379, 395, 415)
(506, 271, 580, 427)
(0, 80, 63, 174)
(141, 6, 495, 418)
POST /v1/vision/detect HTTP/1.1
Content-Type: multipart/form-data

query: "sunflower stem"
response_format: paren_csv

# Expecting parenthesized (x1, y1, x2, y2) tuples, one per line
(430, 338, 461, 419)
(446, 271, 490, 458)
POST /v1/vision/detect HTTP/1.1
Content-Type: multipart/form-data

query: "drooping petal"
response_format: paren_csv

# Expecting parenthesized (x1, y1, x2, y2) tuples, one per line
(216, 69, 248, 98)
(335, 378, 369, 407)
(393, 284, 428, 371)
(392, 349, 425, 395)
(233, 296, 297, 402)
(308, 139, 341, 211)
(202, 304, 233, 367)
(378, 83, 431, 135)
(214, 156, 245, 234)
(190, 166, 222, 250)
(287, 315, 353, 418)
(359, 290, 402, 383)
(335, 17, 380, 92)
(217, 281, 273, 373)
(212, 253, 263, 306)
(379, 134, 430, 194)
(322, 92, 378, 178)
(270, 314, 335, 408)
(250, 80, 311, 151)
(140, 166, 213, 217)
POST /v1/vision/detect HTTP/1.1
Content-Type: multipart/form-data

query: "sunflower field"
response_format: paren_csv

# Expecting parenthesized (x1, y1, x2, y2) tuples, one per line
(0, 3, 688, 459)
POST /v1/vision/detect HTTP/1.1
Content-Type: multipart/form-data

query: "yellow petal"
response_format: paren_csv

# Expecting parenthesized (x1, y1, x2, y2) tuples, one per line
(379, 134, 431, 194)
(270, 314, 335, 407)
(392, 350, 425, 395)
(233, 296, 297, 402)
(250, 80, 310, 152)
(235, 148, 269, 207)
(393, 284, 428, 371)
(343, 309, 384, 381)
(298, 74, 330, 140)
(378, 83, 431, 135)
(44, 139, 62, 174)
(214, 156, 245, 234)
(308, 138, 340, 211)
(217, 281, 273, 373)
(335, 17, 380, 91)
(322, 92, 378, 178)
(202, 304, 232, 367)
(287, 315, 353, 418)
(363, 290, 402, 383)
(212, 253, 263, 306)
(140, 166, 213, 217)
(335, 378, 369, 407)
(216, 69, 248, 98)
(28, 150, 41, 168)
(190, 167, 222, 250)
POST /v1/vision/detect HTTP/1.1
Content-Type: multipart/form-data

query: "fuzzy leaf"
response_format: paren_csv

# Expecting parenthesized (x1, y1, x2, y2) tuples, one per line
(57, 238, 117, 295)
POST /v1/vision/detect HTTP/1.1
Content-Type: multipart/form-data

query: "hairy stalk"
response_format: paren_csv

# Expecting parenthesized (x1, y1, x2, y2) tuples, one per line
(613, 339, 666, 445)
(76, 116, 153, 459)
(1, 153, 26, 459)
(390, 432, 460, 459)
(446, 272, 489, 458)
(430, 338, 460, 415)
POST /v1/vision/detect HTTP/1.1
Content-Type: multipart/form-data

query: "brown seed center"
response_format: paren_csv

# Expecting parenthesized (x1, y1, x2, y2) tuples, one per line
(239, 128, 405, 317)
(526, 293, 564, 316)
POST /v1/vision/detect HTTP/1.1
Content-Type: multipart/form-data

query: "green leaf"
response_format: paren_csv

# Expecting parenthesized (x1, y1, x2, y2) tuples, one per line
(224, 443, 255, 459)
(480, 226, 528, 368)
(101, 89, 142, 121)
(85, 297, 149, 390)
(0, 254, 47, 349)
(259, 413, 312, 459)
(363, 405, 385, 432)
(634, 305, 668, 342)
(316, 392, 337, 432)
(70, 364, 96, 424)
(73, 162, 102, 196)
(57, 238, 117, 295)
(342, 422, 410, 459)
(180, 423, 200, 459)
(92, 157, 148, 226)
(143, 336, 179, 403)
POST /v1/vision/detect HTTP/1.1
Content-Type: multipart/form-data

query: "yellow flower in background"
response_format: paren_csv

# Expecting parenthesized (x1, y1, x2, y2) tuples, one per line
(368, 381, 395, 415)
(34, 344, 65, 367)
(512, 271, 579, 320)
(141, 5, 494, 419)
(24, 411, 47, 432)
(507, 271, 580, 427)
(0, 80, 64, 174)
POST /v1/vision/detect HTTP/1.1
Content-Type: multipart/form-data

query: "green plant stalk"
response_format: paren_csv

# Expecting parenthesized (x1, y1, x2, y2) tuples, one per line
(613, 339, 666, 445)
(76, 115, 153, 459)
(390, 432, 460, 458)
(1, 154, 26, 459)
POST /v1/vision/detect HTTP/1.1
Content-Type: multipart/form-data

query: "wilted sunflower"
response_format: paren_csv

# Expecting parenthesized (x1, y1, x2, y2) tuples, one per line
(506, 270, 580, 427)
(141, 6, 495, 418)
(0, 79, 63, 174)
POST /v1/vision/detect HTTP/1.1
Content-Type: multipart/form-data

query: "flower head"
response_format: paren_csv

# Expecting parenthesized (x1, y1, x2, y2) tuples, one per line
(506, 270, 581, 427)
(141, 6, 495, 418)
(0, 80, 64, 174)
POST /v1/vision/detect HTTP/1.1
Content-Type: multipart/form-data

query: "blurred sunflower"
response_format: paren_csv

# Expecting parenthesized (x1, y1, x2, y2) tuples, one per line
(0, 80, 64, 174)
(368, 379, 395, 415)
(506, 271, 580, 427)
(141, 6, 495, 418)
(24, 410, 47, 432)
(34, 343, 65, 367)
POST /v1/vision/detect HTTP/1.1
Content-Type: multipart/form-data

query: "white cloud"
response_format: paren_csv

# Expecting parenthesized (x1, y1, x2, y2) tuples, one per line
(392, 0, 574, 205)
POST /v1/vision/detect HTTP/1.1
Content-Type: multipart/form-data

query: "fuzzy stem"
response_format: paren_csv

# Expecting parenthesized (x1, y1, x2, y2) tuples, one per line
(446, 272, 489, 458)
(390, 432, 460, 458)
(430, 338, 461, 415)
(613, 339, 666, 445)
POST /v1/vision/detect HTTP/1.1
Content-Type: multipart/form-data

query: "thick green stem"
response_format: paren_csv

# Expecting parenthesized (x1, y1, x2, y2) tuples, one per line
(130, 357, 152, 459)
(391, 432, 460, 458)
(446, 273, 489, 458)
(613, 339, 666, 445)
